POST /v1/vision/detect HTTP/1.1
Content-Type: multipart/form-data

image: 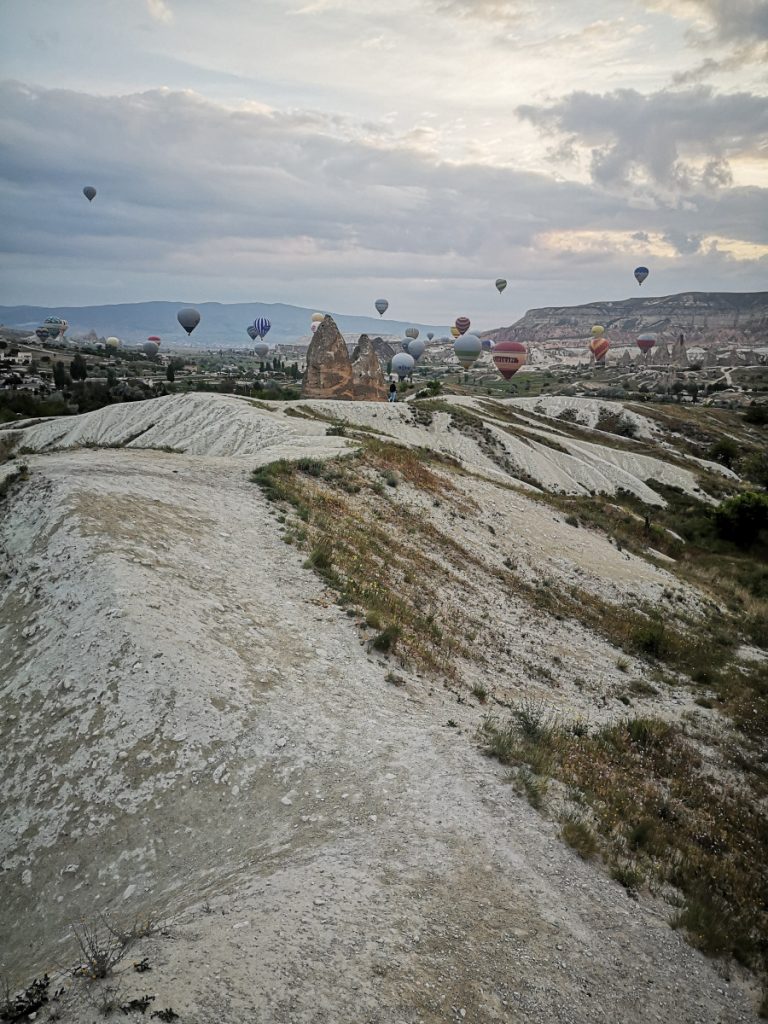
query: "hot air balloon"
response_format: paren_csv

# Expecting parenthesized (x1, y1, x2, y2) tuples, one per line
(495, 279, 507, 294)
(34, 328, 50, 343)
(455, 316, 471, 336)
(405, 327, 419, 340)
(311, 323, 319, 334)
(637, 332, 657, 354)
(247, 325, 258, 341)
(454, 333, 481, 370)
(375, 299, 389, 316)
(591, 325, 605, 338)
(255, 342, 269, 358)
(83, 186, 96, 202)
(409, 339, 425, 360)
(143, 341, 160, 357)
(401, 338, 411, 352)
(147, 335, 161, 344)
(392, 352, 415, 379)
(311, 313, 324, 323)
(634, 266, 649, 286)
(427, 332, 434, 341)
(492, 341, 527, 379)
(450, 326, 460, 339)
(43, 316, 67, 338)
(254, 317, 271, 339)
(589, 336, 610, 363)
(481, 337, 493, 351)
(105, 336, 121, 349)
(177, 307, 200, 335)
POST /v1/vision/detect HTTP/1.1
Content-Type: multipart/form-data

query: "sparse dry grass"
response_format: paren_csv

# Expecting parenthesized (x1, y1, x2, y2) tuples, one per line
(252, 443, 473, 672)
(480, 708, 768, 982)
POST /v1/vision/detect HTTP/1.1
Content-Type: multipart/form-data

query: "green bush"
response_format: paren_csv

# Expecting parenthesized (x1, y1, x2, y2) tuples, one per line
(371, 624, 401, 652)
(743, 404, 768, 426)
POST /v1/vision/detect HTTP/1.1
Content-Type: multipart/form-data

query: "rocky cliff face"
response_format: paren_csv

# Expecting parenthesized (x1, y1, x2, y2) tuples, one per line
(302, 317, 386, 400)
(487, 291, 768, 349)
(350, 334, 388, 401)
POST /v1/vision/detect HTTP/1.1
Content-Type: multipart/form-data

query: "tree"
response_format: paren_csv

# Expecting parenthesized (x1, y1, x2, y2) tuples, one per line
(714, 492, 768, 548)
(671, 380, 685, 402)
(741, 451, 768, 490)
(70, 353, 88, 381)
(686, 383, 699, 404)
(53, 360, 70, 390)
(166, 364, 175, 383)
(708, 438, 740, 470)
(106, 367, 118, 389)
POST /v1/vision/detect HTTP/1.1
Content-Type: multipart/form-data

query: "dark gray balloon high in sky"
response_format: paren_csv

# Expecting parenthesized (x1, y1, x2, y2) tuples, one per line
(83, 186, 96, 201)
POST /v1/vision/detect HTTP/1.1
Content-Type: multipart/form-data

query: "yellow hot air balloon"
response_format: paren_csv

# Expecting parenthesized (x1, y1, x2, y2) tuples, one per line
(311, 312, 324, 323)
(591, 325, 604, 338)
(105, 336, 121, 349)
(450, 325, 460, 339)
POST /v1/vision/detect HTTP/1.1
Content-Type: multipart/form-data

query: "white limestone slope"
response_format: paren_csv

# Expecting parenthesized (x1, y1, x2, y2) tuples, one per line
(504, 395, 660, 439)
(13, 392, 347, 464)
(10, 392, 725, 505)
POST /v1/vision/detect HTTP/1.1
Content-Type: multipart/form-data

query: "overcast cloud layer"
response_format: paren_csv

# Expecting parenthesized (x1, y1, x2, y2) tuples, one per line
(0, 0, 766, 328)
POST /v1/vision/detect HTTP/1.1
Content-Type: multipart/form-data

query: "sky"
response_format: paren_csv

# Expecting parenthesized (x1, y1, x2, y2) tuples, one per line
(0, 0, 766, 329)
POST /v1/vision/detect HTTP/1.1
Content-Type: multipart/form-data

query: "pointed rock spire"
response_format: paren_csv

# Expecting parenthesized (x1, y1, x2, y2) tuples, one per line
(302, 315, 356, 400)
(351, 335, 387, 401)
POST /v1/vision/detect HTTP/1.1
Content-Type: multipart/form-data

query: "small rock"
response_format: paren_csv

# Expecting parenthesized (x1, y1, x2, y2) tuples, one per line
(21, 869, 32, 886)
(123, 884, 137, 900)
(63, 864, 80, 875)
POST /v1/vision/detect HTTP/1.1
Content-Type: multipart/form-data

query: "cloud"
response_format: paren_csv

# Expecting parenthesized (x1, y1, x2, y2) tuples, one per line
(517, 86, 768, 192)
(146, 0, 173, 24)
(0, 81, 765, 316)
(641, 0, 768, 72)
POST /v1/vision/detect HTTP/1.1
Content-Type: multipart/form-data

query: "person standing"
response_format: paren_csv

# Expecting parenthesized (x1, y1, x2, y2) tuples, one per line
(388, 382, 398, 403)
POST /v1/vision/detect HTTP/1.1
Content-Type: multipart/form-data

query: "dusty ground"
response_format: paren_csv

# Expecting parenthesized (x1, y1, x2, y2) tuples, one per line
(0, 397, 760, 1022)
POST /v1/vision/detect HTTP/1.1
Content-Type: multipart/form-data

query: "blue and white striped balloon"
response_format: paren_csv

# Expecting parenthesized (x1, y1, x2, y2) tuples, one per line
(253, 317, 271, 339)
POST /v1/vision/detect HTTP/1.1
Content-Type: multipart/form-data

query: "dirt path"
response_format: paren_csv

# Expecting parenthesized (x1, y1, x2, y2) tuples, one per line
(0, 448, 759, 1022)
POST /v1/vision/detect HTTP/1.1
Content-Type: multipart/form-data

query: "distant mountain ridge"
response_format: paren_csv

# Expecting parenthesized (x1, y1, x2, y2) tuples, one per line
(485, 291, 768, 348)
(0, 300, 449, 347)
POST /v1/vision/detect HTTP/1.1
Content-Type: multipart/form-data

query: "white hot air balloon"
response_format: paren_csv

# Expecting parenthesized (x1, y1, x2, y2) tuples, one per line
(391, 352, 415, 379)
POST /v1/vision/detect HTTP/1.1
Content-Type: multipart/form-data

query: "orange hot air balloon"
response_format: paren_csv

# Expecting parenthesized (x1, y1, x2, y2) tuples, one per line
(492, 341, 527, 380)
(450, 325, 460, 339)
(589, 336, 610, 363)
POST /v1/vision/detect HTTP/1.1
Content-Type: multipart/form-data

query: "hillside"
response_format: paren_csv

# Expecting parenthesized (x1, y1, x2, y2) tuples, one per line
(0, 301, 447, 348)
(486, 291, 768, 348)
(1, 394, 766, 1023)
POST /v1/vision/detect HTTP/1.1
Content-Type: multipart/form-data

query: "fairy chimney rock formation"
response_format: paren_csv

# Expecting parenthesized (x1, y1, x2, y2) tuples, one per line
(350, 334, 388, 401)
(302, 315, 357, 400)
(671, 336, 689, 367)
(302, 318, 387, 401)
